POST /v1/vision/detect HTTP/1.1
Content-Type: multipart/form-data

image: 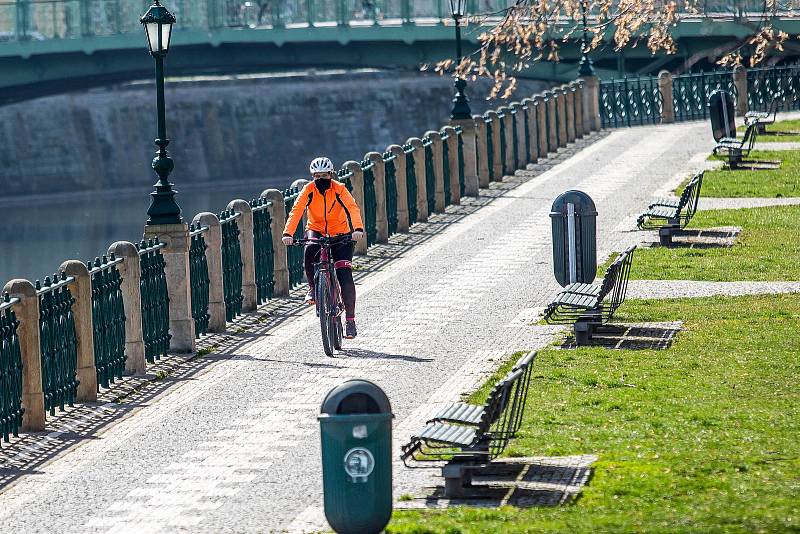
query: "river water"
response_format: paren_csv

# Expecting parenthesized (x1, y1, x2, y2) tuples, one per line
(0, 176, 290, 285)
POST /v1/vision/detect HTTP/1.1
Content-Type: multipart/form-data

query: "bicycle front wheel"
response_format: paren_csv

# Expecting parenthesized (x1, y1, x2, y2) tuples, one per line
(316, 272, 335, 357)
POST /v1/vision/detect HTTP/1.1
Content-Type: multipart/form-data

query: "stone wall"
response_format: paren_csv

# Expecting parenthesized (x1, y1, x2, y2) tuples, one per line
(0, 70, 548, 197)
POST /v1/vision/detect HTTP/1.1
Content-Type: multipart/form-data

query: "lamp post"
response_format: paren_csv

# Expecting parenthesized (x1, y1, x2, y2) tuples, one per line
(449, 0, 471, 120)
(578, 0, 595, 76)
(141, 1, 182, 226)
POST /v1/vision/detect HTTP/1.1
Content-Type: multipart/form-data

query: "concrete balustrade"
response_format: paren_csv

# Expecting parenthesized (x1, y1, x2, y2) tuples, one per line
(574, 82, 585, 138)
(557, 87, 569, 148)
(406, 138, 429, 222)
(512, 102, 527, 167)
(192, 212, 226, 333)
(106, 242, 146, 375)
(565, 86, 577, 143)
(441, 126, 460, 206)
(474, 115, 491, 188)
(534, 95, 548, 156)
(659, 71, 675, 124)
(261, 188, 289, 297)
(486, 111, 503, 181)
(450, 117, 478, 197)
(343, 161, 368, 254)
(501, 107, 515, 173)
(365, 152, 389, 242)
(545, 91, 558, 152)
(522, 98, 538, 162)
(733, 65, 748, 116)
(387, 145, 410, 232)
(581, 75, 601, 132)
(4, 279, 45, 431)
(424, 131, 446, 213)
(227, 200, 258, 312)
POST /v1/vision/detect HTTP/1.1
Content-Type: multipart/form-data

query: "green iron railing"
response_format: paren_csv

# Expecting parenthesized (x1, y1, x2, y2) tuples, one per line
(220, 209, 244, 322)
(88, 255, 126, 389)
(0, 293, 23, 446)
(189, 224, 210, 337)
(599, 75, 663, 128)
(747, 63, 800, 112)
(440, 129, 451, 206)
(283, 187, 305, 288)
(251, 197, 275, 304)
(383, 151, 398, 236)
(485, 115, 495, 182)
(403, 143, 418, 225)
(361, 159, 378, 245)
(138, 239, 170, 363)
(455, 125, 465, 197)
(422, 136, 436, 214)
(337, 167, 354, 192)
(36, 272, 79, 415)
(673, 69, 736, 121)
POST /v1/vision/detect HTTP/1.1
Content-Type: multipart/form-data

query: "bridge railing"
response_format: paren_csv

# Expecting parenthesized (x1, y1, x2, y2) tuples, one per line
(599, 63, 800, 127)
(0, 74, 599, 439)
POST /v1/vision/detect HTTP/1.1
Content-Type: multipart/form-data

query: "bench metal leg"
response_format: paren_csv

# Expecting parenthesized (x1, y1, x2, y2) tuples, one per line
(574, 321, 595, 345)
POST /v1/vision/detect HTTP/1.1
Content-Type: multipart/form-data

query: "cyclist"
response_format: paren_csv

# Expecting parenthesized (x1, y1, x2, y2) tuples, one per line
(282, 157, 365, 339)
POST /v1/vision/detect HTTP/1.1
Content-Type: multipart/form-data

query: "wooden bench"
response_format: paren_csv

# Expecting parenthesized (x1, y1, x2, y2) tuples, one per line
(543, 246, 636, 345)
(400, 351, 536, 497)
(637, 172, 703, 245)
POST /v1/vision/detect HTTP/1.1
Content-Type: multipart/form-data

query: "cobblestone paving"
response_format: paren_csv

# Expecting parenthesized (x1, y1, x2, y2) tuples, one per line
(0, 122, 718, 534)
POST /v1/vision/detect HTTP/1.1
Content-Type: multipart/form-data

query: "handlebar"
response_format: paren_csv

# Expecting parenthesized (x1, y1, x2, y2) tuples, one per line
(288, 234, 354, 247)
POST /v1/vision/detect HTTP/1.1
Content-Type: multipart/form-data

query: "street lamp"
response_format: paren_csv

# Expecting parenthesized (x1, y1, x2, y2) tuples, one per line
(449, 0, 472, 120)
(578, 0, 595, 76)
(141, 1, 182, 226)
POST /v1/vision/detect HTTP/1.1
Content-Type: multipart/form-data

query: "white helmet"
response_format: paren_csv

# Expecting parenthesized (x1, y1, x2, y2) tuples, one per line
(309, 157, 334, 175)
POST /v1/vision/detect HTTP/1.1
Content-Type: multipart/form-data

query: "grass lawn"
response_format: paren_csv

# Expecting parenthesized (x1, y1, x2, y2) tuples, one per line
(695, 149, 800, 198)
(388, 295, 800, 534)
(738, 118, 800, 143)
(626, 205, 800, 281)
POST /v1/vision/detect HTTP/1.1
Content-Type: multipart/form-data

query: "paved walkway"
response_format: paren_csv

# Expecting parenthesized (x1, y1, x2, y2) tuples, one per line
(627, 280, 800, 299)
(699, 197, 800, 210)
(0, 121, 718, 533)
(753, 142, 800, 150)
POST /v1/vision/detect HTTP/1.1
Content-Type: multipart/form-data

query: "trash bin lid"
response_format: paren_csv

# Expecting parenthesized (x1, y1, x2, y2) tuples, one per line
(320, 379, 392, 415)
(550, 189, 597, 217)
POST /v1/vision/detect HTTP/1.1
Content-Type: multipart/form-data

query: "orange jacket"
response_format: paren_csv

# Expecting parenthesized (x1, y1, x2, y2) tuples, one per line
(283, 180, 365, 237)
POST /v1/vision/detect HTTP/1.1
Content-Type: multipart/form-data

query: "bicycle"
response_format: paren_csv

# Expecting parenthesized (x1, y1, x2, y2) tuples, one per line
(290, 234, 353, 356)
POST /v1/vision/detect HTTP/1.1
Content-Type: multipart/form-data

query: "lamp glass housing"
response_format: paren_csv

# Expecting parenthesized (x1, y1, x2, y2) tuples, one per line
(449, 0, 467, 17)
(141, 2, 175, 56)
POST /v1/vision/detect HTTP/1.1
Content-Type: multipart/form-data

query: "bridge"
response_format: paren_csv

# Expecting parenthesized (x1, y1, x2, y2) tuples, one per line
(2, 0, 799, 102)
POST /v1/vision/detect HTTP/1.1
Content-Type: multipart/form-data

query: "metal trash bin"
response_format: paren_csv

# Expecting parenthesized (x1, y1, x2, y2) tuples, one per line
(709, 90, 736, 142)
(550, 190, 597, 287)
(319, 380, 394, 534)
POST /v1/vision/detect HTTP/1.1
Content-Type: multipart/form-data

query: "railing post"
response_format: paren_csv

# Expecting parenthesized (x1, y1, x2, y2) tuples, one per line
(474, 115, 490, 187)
(441, 126, 460, 205)
(343, 161, 368, 254)
(58, 261, 98, 401)
(544, 91, 558, 151)
(191, 213, 226, 332)
(501, 108, 515, 172)
(105, 243, 146, 375)
(401, 0, 411, 24)
(227, 199, 257, 312)
(733, 65, 748, 116)
(565, 86, 577, 143)
(581, 74, 601, 132)
(522, 98, 538, 162)
(512, 102, 527, 167)
(4, 280, 44, 431)
(261, 189, 290, 297)
(425, 131, 446, 212)
(406, 138, 429, 222)
(486, 111, 502, 180)
(533, 95, 548, 156)
(574, 82, 585, 138)
(143, 223, 195, 352)
(557, 87, 569, 147)
(450, 116, 478, 197)
(659, 70, 675, 124)
(366, 152, 389, 242)
(387, 145, 410, 232)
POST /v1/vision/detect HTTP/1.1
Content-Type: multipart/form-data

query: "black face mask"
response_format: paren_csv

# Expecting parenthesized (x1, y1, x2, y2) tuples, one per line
(315, 177, 332, 193)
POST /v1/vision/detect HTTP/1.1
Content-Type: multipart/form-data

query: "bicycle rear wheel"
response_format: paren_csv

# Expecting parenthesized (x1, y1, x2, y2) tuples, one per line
(316, 272, 335, 357)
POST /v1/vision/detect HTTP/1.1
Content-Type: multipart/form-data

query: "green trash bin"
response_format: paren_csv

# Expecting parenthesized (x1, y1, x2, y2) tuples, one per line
(319, 379, 394, 534)
(709, 90, 736, 143)
(550, 190, 597, 287)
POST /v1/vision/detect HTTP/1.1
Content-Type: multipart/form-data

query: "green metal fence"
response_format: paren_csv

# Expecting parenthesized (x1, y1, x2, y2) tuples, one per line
(673, 69, 736, 121)
(456, 125, 465, 197)
(138, 239, 170, 363)
(189, 224, 210, 337)
(0, 294, 23, 445)
(422, 137, 436, 214)
(403, 143, 418, 225)
(283, 187, 305, 289)
(440, 129, 451, 206)
(599, 76, 663, 128)
(361, 159, 377, 245)
(747, 63, 800, 112)
(383, 151, 398, 236)
(220, 210, 244, 322)
(88, 255, 126, 389)
(36, 272, 79, 415)
(251, 197, 275, 304)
